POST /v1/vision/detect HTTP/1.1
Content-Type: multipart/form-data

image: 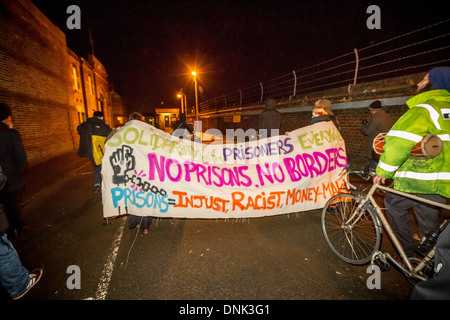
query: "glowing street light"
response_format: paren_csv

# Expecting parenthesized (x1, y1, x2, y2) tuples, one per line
(177, 91, 185, 113)
(192, 71, 198, 121)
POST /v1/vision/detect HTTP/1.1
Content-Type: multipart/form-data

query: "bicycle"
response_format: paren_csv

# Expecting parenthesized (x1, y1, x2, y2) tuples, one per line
(321, 166, 450, 284)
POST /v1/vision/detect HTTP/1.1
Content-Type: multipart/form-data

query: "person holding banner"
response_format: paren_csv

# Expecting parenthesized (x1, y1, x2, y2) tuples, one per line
(125, 112, 152, 234)
(373, 67, 450, 261)
(172, 113, 193, 140)
(311, 102, 332, 125)
(313, 99, 341, 131)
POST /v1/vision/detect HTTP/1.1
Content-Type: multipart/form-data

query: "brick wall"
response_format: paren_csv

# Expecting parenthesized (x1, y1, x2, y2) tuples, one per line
(0, 0, 117, 168)
(282, 103, 408, 168)
(200, 102, 409, 169)
(0, 0, 76, 167)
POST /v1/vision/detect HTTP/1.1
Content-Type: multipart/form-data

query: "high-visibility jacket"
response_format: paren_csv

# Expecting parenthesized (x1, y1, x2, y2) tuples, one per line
(376, 89, 450, 198)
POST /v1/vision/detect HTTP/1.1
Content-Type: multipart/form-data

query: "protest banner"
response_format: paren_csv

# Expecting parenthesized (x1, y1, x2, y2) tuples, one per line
(102, 120, 347, 219)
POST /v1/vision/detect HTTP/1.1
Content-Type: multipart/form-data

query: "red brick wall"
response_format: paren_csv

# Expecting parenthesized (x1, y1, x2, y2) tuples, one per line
(0, 0, 77, 166)
(0, 0, 114, 168)
(204, 103, 409, 169)
(280, 104, 408, 168)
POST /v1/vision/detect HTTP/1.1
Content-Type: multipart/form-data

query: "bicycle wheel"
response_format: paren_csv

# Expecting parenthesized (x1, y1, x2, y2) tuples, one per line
(322, 193, 382, 265)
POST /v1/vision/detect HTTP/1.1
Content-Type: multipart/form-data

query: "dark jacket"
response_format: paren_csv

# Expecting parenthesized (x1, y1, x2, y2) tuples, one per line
(0, 122, 27, 192)
(361, 109, 394, 159)
(259, 108, 281, 138)
(311, 116, 331, 125)
(77, 117, 111, 165)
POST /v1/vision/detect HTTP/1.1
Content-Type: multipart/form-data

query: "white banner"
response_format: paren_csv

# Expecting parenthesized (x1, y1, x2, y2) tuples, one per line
(102, 120, 347, 219)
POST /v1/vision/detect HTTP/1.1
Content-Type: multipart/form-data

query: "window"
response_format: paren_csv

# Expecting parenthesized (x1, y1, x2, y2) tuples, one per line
(88, 75, 94, 96)
(78, 111, 86, 124)
(72, 65, 79, 91)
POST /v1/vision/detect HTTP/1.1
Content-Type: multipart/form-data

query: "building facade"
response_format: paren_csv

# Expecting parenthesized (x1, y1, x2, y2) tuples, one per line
(0, 0, 126, 167)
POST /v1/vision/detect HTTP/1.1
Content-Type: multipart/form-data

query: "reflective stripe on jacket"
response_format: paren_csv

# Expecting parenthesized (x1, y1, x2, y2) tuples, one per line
(376, 90, 450, 198)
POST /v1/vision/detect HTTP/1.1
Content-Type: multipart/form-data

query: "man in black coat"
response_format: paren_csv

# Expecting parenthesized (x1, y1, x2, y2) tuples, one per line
(361, 100, 394, 178)
(77, 111, 112, 195)
(0, 103, 28, 236)
(259, 98, 281, 138)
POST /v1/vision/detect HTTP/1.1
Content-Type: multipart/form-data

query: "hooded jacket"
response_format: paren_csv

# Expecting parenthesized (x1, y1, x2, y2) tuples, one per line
(259, 98, 281, 137)
(0, 122, 27, 192)
(361, 108, 394, 159)
(376, 89, 450, 197)
(77, 116, 111, 165)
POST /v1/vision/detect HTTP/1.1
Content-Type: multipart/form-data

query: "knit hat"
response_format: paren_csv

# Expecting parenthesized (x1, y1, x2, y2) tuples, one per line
(368, 100, 382, 111)
(315, 99, 333, 115)
(93, 111, 104, 118)
(428, 67, 450, 91)
(264, 98, 276, 110)
(0, 103, 11, 121)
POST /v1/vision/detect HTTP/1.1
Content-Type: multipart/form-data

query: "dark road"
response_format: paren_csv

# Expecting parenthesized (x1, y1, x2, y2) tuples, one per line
(3, 154, 416, 304)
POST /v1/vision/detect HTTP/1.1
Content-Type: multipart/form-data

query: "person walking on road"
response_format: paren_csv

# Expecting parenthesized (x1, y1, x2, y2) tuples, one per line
(125, 112, 152, 234)
(0, 103, 28, 237)
(77, 111, 112, 196)
(0, 231, 43, 300)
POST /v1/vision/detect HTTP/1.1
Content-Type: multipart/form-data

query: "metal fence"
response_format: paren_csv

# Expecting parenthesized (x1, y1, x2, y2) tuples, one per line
(198, 18, 450, 115)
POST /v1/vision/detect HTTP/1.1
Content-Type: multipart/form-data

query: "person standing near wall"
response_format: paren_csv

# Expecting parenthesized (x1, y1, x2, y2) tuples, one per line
(77, 111, 112, 196)
(0, 103, 28, 237)
(259, 97, 281, 138)
(361, 100, 394, 178)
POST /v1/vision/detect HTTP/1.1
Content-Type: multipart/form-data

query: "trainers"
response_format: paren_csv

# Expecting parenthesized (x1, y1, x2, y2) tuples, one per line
(12, 268, 43, 300)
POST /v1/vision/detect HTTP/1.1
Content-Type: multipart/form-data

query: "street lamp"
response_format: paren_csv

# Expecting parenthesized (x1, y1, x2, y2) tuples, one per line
(177, 91, 184, 114)
(192, 71, 198, 121)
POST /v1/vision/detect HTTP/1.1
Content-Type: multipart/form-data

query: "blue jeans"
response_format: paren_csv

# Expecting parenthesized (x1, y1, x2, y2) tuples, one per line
(0, 234, 29, 298)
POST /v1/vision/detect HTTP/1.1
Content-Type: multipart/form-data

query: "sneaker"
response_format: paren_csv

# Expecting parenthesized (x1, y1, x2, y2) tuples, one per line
(143, 228, 150, 235)
(13, 268, 43, 300)
(94, 185, 101, 196)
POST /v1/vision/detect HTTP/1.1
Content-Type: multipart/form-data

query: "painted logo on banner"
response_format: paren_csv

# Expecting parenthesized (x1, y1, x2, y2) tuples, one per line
(102, 120, 347, 219)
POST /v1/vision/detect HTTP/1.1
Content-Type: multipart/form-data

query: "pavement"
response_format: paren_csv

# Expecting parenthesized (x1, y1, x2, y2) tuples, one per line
(21, 152, 92, 205)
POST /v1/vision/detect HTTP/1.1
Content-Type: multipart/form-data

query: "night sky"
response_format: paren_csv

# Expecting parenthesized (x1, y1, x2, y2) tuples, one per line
(31, 0, 447, 113)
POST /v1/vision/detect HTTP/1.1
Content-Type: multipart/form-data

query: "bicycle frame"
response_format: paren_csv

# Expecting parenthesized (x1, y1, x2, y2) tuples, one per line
(345, 172, 450, 280)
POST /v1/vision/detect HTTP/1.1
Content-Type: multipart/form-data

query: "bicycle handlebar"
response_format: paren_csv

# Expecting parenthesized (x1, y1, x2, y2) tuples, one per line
(339, 165, 372, 190)
(341, 165, 450, 211)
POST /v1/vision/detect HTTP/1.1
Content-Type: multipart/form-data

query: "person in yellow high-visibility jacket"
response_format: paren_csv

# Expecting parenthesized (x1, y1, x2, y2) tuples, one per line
(77, 111, 112, 195)
(374, 67, 450, 259)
